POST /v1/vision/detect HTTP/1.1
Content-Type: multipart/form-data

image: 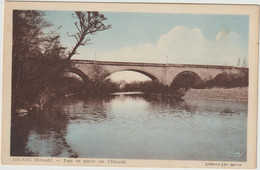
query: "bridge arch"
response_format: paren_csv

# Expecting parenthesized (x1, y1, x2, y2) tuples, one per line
(106, 69, 159, 82)
(64, 67, 90, 84)
(170, 71, 203, 90)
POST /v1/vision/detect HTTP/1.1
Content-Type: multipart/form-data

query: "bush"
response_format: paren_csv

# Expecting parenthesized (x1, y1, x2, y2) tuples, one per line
(204, 69, 248, 88)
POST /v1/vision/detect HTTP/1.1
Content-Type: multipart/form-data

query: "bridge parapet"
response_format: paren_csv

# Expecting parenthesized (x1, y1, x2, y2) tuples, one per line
(70, 59, 248, 70)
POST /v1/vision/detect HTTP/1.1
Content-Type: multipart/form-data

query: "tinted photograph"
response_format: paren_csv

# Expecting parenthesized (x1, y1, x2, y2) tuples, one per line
(10, 9, 250, 162)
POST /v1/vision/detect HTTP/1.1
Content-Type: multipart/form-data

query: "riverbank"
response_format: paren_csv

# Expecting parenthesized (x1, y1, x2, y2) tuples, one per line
(183, 87, 248, 102)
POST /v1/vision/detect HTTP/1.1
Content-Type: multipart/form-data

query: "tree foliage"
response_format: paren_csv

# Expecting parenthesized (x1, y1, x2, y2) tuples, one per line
(13, 10, 50, 59)
(85, 65, 120, 95)
(12, 10, 67, 108)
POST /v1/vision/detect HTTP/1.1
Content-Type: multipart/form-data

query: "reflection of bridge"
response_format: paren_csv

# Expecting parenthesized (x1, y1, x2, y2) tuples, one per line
(69, 60, 247, 87)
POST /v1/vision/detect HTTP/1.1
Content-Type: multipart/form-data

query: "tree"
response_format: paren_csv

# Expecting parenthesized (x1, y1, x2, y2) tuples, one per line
(66, 11, 111, 60)
(12, 10, 112, 110)
(12, 10, 50, 59)
(84, 65, 122, 94)
(89, 64, 109, 83)
(12, 10, 67, 109)
(13, 10, 47, 91)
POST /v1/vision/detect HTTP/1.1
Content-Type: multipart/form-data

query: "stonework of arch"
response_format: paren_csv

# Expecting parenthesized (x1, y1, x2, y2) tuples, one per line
(64, 67, 89, 83)
(170, 71, 203, 89)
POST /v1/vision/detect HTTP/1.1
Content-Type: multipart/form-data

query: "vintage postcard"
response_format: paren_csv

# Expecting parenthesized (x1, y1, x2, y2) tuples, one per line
(1, 1, 259, 169)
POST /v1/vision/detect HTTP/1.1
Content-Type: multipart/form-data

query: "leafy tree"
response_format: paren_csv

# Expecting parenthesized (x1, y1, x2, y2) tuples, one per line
(88, 64, 109, 83)
(86, 64, 110, 94)
(12, 10, 67, 108)
(13, 10, 47, 92)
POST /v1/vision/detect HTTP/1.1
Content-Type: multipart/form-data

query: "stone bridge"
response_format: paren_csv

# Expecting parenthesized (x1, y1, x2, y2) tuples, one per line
(68, 60, 247, 87)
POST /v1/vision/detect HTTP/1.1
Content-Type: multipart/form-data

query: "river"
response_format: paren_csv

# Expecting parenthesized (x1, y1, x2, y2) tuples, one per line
(11, 93, 247, 162)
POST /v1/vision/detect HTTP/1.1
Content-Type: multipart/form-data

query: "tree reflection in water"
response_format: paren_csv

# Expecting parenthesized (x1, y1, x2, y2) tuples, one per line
(11, 94, 247, 161)
(11, 95, 114, 157)
(12, 100, 71, 157)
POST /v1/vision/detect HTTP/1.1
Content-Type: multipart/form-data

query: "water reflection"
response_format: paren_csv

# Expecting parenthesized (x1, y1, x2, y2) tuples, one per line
(11, 94, 247, 162)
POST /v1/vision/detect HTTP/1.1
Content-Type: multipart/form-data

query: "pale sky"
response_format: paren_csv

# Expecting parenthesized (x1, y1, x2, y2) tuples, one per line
(45, 11, 249, 82)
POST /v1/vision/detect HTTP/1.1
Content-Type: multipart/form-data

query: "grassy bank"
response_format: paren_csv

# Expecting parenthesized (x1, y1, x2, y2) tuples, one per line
(182, 87, 248, 102)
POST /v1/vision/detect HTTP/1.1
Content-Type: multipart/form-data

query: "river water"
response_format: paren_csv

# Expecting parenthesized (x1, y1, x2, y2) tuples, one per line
(11, 93, 247, 162)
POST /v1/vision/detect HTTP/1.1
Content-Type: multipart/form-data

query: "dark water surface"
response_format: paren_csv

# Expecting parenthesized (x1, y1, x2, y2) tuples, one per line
(11, 94, 247, 161)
